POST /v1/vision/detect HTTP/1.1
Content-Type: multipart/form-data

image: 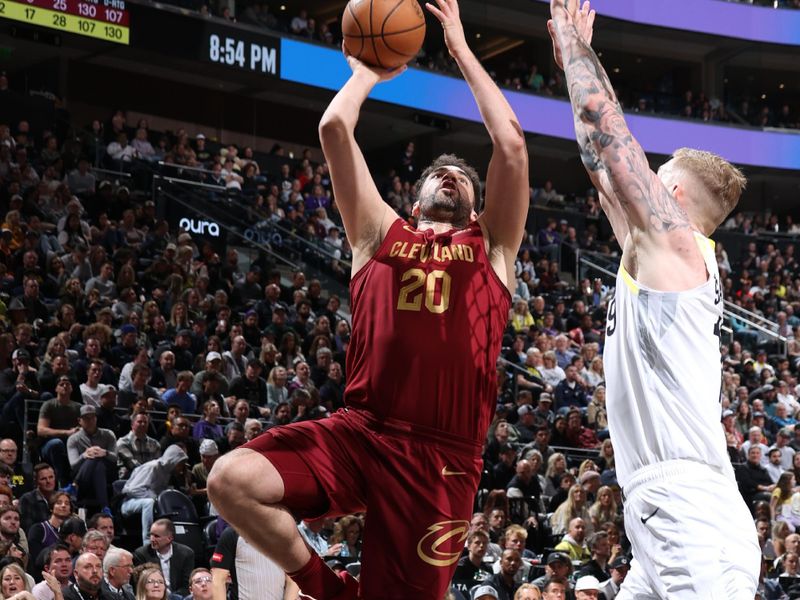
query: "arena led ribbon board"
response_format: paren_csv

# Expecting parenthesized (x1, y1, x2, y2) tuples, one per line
(0, 0, 129, 44)
(531, 0, 800, 46)
(280, 38, 800, 171)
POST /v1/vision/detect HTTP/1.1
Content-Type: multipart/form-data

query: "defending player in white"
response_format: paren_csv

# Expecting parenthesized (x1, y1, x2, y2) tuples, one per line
(548, 1, 760, 598)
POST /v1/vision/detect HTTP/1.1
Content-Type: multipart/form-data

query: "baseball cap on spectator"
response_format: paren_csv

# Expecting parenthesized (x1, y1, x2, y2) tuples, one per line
(144, 200, 155, 208)
(518, 405, 535, 417)
(80, 405, 96, 417)
(100, 384, 116, 396)
(98, 180, 112, 190)
(177, 329, 192, 338)
(199, 440, 219, 456)
(165, 243, 177, 252)
(178, 233, 192, 244)
(762, 384, 774, 392)
(609, 555, 630, 570)
(471, 586, 498, 600)
(538, 393, 553, 405)
(117, 186, 130, 195)
(743, 358, 755, 365)
(12, 349, 30, 361)
(600, 469, 618, 487)
(574, 575, 600, 592)
(753, 411, 766, 419)
(580, 470, 600, 484)
(547, 552, 571, 566)
(120, 324, 137, 335)
(196, 133, 206, 140)
(721, 409, 734, 420)
(61, 517, 87, 538)
(206, 351, 223, 363)
(273, 303, 288, 313)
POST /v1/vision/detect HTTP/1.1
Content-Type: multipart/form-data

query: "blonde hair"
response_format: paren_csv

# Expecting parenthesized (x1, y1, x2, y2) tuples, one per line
(514, 584, 542, 600)
(670, 147, 746, 222)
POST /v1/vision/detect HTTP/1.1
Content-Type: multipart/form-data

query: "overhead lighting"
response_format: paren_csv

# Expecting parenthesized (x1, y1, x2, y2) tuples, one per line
(612, 67, 620, 73)
(475, 33, 481, 39)
(779, 83, 785, 89)
(280, 4, 286, 10)
(761, 93, 767, 99)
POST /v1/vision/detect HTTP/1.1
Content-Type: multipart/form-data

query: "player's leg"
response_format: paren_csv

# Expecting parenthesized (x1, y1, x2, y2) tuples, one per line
(358, 438, 482, 600)
(208, 418, 367, 600)
(207, 442, 315, 572)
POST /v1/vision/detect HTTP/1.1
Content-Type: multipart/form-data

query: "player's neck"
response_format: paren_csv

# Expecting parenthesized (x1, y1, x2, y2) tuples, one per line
(417, 219, 464, 234)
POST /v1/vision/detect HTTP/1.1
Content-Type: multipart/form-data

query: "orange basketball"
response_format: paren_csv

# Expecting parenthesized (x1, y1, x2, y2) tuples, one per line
(342, 0, 427, 70)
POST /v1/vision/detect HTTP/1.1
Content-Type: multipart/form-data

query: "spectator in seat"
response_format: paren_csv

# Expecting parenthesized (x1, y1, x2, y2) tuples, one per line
(101, 548, 134, 600)
(486, 549, 522, 600)
(133, 519, 194, 597)
(576, 531, 612, 582)
(30, 544, 72, 600)
(62, 553, 108, 600)
(18, 464, 56, 535)
(66, 405, 117, 512)
(26, 492, 71, 572)
(451, 529, 492, 595)
(160, 372, 196, 416)
(36, 377, 80, 488)
(553, 517, 591, 565)
(120, 446, 188, 545)
(737, 445, 775, 509)
(0, 440, 31, 499)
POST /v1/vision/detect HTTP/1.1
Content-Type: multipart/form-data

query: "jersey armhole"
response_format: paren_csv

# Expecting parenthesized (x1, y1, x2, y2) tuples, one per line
(349, 218, 406, 288)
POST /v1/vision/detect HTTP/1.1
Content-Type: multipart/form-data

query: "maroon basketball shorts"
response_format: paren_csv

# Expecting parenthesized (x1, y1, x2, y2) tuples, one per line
(243, 408, 483, 600)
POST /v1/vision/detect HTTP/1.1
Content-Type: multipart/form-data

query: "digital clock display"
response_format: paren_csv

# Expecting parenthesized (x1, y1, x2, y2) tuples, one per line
(0, 0, 129, 44)
(205, 29, 279, 76)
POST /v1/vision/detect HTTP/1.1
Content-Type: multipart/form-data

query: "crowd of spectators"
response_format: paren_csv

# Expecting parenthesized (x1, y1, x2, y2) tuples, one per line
(3, 77, 800, 600)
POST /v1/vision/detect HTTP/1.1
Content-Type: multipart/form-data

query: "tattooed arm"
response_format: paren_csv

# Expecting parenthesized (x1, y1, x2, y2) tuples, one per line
(550, 0, 707, 288)
(548, 5, 629, 246)
(550, 0, 690, 236)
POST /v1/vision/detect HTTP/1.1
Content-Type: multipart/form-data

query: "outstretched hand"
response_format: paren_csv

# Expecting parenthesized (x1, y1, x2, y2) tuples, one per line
(425, 0, 468, 58)
(548, 0, 595, 70)
(342, 42, 407, 83)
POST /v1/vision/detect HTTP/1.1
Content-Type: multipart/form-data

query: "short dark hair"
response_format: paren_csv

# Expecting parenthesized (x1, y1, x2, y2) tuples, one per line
(34, 463, 53, 477)
(43, 543, 71, 567)
(414, 153, 482, 212)
(544, 577, 568, 592)
(86, 512, 112, 530)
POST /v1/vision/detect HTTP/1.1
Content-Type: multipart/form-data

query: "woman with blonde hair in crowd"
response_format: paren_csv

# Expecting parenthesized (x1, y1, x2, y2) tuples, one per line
(514, 584, 542, 600)
(772, 520, 791, 558)
(586, 385, 608, 431)
(589, 485, 619, 531)
(329, 515, 363, 564)
(550, 483, 592, 536)
(771, 472, 800, 531)
(510, 298, 534, 333)
(0, 564, 33, 600)
(590, 443, 611, 475)
(583, 355, 604, 390)
(544, 452, 567, 497)
(134, 566, 167, 600)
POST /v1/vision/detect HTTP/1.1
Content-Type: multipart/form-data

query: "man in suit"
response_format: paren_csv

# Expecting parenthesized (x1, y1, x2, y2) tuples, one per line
(133, 518, 195, 596)
(101, 548, 135, 600)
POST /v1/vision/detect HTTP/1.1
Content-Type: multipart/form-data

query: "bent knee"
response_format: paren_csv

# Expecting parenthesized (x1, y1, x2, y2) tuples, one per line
(207, 448, 285, 506)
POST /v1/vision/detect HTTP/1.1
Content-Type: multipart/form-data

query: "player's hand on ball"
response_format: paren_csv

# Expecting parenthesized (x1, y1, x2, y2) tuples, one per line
(425, 0, 468, 57)
(342, 42, 408, 83)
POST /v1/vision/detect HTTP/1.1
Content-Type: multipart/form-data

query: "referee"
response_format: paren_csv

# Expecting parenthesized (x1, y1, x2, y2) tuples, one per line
(210, 525, 299, 600)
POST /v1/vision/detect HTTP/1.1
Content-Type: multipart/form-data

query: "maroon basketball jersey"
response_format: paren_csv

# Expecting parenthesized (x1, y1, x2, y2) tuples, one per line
(345, 218, 511, 444)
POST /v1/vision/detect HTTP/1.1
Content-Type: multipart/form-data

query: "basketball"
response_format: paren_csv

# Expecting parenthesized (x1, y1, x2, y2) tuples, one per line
(342, 0, 427, 70)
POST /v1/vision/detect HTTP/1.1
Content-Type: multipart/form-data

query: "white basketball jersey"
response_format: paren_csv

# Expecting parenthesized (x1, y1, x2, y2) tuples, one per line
(604, 232, 733, 489)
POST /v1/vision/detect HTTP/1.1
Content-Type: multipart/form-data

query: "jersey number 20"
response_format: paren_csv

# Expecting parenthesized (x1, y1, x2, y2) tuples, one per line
(397, 268, 451, 314)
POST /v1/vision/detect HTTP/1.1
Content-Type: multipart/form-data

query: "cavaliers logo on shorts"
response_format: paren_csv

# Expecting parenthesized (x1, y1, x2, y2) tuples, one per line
(416, 520, 470, 567)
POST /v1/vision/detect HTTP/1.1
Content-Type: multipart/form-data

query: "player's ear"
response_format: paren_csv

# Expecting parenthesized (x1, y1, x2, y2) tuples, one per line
(469, 209, 478, 222)
(411, 201, 420, 217)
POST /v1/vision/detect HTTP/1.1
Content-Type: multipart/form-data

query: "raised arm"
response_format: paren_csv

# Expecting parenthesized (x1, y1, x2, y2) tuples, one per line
(550, 1, 689, 235)
(547, 6, 629, 246)
(427, 0, 529, 289)
(318, 54, 404, 276)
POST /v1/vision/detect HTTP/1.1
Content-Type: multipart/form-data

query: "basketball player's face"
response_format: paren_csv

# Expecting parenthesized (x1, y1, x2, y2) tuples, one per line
(416, 166, 475, 226)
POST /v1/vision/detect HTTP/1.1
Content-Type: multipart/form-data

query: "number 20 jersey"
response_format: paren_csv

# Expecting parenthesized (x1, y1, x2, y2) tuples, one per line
(345, 218, 511, 445)
(604, 232, 733, 489)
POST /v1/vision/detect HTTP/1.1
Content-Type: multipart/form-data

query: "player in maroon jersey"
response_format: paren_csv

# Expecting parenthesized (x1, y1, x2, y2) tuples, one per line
(206, 0, 529, 598)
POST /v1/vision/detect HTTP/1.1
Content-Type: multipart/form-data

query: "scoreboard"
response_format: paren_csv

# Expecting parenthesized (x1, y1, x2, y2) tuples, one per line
(0, 0, 129, 44)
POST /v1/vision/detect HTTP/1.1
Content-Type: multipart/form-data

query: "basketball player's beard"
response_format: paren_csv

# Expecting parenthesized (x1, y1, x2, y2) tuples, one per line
(418, 189, 471, 228)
